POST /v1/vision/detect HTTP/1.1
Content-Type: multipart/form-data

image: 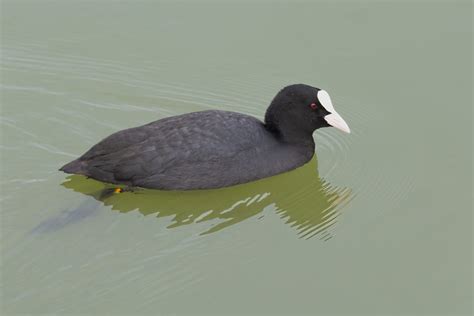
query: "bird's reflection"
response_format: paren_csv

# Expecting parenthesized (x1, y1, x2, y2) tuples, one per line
(61, 156, 352, 239)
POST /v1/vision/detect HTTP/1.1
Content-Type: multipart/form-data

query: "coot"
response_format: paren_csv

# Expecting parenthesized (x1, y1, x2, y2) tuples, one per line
(60, 84, 350, 190)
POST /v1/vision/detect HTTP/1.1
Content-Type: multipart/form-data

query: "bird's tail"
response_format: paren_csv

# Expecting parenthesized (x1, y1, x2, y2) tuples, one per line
(59, 159, 86, 174)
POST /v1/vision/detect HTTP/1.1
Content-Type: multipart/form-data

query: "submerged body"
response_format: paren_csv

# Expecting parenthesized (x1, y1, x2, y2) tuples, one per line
(60, 84, 350, 190)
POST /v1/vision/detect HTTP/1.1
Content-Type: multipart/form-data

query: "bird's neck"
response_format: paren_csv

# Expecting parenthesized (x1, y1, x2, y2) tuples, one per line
(265, 122, 315, 149)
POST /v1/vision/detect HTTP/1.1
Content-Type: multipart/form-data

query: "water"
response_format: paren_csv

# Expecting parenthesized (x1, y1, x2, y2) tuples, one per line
(1, 1, 472, 315)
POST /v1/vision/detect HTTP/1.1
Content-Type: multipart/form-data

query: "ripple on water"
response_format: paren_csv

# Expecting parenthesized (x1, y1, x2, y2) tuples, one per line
(325, 94, 416, 218)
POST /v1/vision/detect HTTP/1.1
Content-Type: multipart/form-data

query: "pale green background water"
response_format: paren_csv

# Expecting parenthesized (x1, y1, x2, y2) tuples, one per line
(1, 1, 472, 315)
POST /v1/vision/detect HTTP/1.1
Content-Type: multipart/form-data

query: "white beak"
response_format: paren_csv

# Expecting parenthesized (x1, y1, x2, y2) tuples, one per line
(324, 111, 351, 133)
(317, 90, 351, 134)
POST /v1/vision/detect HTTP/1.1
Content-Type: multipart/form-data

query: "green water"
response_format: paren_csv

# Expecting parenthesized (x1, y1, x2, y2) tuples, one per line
(1, 1, 472, 315)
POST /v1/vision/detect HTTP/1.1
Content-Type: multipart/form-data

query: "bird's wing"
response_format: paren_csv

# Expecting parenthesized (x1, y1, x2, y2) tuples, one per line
(77, 110, 269, 185)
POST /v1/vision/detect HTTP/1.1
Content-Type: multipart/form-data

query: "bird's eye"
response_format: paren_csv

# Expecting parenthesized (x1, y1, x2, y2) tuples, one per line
(310, 103, 318, 110)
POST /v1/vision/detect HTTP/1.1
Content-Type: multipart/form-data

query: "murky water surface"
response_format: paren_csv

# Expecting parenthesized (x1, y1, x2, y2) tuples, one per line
(1, 1, 472, 315)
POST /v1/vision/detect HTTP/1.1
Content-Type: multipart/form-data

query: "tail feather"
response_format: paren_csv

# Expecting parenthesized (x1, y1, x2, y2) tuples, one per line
(59, 159, 86, 174)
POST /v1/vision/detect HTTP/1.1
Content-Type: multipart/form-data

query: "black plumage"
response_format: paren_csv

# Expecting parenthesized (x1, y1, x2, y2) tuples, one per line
(60, 84, 348, 190)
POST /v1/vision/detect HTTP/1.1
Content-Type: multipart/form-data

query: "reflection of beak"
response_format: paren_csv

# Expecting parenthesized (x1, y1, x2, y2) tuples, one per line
(324, 112, 351, 133)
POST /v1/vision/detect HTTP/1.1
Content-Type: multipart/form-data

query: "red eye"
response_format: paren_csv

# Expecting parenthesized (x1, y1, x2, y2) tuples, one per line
(310, 103, 318, 110)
